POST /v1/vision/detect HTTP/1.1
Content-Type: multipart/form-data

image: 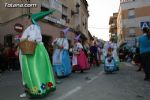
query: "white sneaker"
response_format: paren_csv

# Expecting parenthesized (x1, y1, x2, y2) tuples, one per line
(19, 93, 27, 98)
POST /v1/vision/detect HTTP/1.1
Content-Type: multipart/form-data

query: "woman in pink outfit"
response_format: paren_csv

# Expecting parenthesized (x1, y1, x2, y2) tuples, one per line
(72, 34, 90, 73)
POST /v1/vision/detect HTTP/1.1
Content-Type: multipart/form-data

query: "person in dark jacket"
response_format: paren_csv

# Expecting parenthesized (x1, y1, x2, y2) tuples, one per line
(90, 42, 99, 66)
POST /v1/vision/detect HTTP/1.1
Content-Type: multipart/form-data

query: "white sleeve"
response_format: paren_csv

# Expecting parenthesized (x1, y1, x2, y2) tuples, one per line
(63, 39, 69, 50)
(21, 27, 29, 40)
(21, 25, 41, 42)
(35, 25, 42, 42)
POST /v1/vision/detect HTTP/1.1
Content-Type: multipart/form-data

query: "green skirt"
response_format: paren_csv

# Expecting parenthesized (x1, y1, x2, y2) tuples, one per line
(19, 42, 56, 97)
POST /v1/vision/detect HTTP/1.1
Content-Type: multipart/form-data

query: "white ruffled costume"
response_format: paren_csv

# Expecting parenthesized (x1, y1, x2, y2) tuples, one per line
(102, 41, 119, 72)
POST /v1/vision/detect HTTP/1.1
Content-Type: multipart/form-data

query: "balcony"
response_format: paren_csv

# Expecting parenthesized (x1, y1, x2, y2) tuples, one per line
(44, 16, 66, 26)
(110, 23, 117, 28)
(120, 0, 135, 4)
(128, 34, 136, 37)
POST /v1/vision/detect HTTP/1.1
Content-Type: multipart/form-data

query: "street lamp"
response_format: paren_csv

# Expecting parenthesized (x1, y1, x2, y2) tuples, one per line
(71, 3, 80, 16)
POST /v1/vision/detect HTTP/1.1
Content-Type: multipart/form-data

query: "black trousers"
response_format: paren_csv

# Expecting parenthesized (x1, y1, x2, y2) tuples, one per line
(90, 53, 99, 66)
(0, 55, 8, 71)
(141, 52, 150, 78)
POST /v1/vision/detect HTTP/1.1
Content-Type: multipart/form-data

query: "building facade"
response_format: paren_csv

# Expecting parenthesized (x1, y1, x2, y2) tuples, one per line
(0, 0, 89, 47)
(117, 0, 150, 47)
(109, 13, 118, 43)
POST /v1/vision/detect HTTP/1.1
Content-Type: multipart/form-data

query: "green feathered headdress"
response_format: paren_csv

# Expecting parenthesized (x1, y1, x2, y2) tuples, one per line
(31, 9, 56, 24)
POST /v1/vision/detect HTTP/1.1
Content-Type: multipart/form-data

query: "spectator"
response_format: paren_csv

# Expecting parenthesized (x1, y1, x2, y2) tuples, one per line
(119, 49, 124, 62)
(138, 27, 150, 80)
(7, 44, 17, 70)
(2, 45, 10, 70)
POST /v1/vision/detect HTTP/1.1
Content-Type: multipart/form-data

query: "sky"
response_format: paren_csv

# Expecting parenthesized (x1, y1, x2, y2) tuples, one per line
(87, 0, 120, 41)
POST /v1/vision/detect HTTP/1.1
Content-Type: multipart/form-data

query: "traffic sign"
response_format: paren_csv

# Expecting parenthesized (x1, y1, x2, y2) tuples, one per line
(140, 21, 150, 29)
(14, 23, 24, 33)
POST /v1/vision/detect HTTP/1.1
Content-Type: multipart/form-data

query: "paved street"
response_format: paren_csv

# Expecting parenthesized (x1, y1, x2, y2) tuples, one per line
(1, 0, 150, 100)
(0, 62, 150, 100)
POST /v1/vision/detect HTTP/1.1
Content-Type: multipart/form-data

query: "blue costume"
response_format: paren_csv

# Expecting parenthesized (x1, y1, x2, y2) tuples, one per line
(103, 42, 119, 73)
(52, 28, 72, 77)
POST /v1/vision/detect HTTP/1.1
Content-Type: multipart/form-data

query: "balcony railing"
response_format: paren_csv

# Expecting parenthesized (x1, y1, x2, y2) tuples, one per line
(44, 16, 66, 26)
(120, 0, 135, 4)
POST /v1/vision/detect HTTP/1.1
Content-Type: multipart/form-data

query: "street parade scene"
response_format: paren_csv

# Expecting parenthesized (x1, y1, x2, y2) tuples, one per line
(0, 0, 150, 100)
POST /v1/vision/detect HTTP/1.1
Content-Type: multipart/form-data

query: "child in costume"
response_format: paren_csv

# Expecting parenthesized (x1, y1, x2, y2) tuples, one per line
(72, 34, 90, 72)
(19, 10, 56, 98)
(52, 28, 72, 77)
(103, 41, 119, 73)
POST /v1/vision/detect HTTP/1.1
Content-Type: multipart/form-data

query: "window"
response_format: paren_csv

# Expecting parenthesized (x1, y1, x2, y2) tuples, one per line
(51, 0, 62, 12)
(128, 9, 135, 19)
(62, 15, 67, 22)
(62, 5, 68, 22)
(128, 28, 135, 37)
(62, 5, 68, 16)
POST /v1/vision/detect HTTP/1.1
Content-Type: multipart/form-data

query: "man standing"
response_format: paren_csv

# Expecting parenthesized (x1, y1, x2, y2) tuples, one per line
(138, 27, 150, 80)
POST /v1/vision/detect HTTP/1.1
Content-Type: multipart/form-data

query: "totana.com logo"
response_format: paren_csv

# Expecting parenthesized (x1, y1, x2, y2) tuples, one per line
(5, 3, 37, 8)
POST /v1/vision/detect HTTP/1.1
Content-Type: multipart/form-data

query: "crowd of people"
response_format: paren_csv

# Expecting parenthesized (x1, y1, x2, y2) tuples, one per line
(1, 10, 150, 98)
(118, 27, 150, 81)
(0, 43, 20, 72)
(17, 13, 106, 98)
(119, 46, 142, 71)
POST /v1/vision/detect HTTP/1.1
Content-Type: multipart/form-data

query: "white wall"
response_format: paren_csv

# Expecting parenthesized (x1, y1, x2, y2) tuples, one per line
(122, 16, 150, 28)
(121, 0, 150, 10)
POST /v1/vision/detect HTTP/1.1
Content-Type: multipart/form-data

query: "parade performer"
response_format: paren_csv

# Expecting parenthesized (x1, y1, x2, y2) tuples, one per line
(103, 41, 119, 73)
(72, 34, 90, 72)
(97, 46, 102, 65)
(90, 42, 99, 66)
(19, 10, 56, 98)
(52, 28, 72, 77)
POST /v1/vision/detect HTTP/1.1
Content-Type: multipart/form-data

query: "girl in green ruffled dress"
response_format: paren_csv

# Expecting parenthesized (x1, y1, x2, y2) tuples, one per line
(19, 10, 56, 98)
